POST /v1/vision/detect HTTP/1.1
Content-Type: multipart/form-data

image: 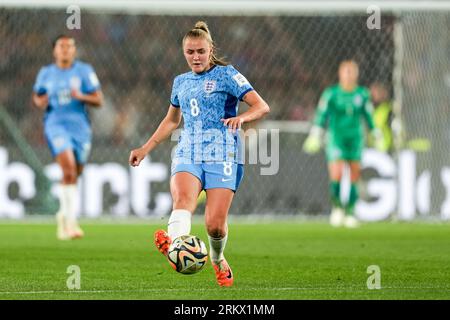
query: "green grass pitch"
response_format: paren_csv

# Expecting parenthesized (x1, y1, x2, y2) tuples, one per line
(0, 220, 449, 300)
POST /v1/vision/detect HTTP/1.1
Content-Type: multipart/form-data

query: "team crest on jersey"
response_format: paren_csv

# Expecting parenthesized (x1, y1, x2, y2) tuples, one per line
(204, 80, 216, 94)
(353, 95, 363, 107)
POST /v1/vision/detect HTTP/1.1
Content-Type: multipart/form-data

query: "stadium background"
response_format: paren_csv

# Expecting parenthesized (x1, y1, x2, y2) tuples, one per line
(1, 0, 450, 221)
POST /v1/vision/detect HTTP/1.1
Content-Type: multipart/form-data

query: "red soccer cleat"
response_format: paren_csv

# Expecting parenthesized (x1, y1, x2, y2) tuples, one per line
(212, 259, 234, 287)
(154, 229, 172, 256)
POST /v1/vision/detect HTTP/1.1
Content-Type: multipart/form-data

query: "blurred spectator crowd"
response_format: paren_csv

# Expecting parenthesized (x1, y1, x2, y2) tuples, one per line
(0, 10, 395, 150)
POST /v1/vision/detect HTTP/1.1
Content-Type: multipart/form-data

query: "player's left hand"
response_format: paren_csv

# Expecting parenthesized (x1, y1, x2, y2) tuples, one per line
(221, 117, 244, 133)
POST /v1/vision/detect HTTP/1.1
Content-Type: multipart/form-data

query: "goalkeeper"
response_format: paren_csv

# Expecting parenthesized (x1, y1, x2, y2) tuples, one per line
(303, 60, 383, 228)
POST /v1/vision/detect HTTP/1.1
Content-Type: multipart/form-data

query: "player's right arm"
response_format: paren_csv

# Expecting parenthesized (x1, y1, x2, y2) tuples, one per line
(130, 76, 183, 166)
(32, 67, 49, 110)
(312, 88, 333, 130)
(129, 105, 182, 167)
(303, 88, 333, 154)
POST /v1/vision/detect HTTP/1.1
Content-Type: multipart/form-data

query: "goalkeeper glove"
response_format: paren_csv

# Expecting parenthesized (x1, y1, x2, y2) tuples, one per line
(303, 126, 323, 154)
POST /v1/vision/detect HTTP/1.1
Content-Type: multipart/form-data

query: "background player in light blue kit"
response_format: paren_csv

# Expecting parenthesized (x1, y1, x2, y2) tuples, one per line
(129, 21, 270, 286)
(32, 35, 103, 240)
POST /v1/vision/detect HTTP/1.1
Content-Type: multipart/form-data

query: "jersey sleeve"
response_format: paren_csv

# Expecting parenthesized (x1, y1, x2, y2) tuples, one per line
(313, 88, 333, 128)
(225, 65, 254, 101)
(362, 89, 376, 131)
(33, 67, 48, 95)
(81, 64, 101, 94)
(170, 76, 180, 108)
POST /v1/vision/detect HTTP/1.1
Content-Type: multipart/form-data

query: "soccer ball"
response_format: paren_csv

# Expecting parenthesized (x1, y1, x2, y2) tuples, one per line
(167, 235, 208, 274)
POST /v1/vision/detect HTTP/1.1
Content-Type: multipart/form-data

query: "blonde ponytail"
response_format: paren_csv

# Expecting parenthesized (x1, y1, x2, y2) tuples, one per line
(193, 21, 210, 34)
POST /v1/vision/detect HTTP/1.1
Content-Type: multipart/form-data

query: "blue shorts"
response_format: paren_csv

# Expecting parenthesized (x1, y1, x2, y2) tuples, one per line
(171, 159, 244, 192)
(44, 124, 92, 164)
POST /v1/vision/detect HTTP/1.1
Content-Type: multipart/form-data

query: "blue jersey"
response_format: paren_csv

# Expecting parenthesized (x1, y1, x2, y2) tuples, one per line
(170, 64, 253, 164)
(33, 60, 101, 129)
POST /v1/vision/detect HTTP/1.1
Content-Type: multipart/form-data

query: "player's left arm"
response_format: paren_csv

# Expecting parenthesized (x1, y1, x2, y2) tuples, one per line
(221, 90, 270, 132)
(72, 90, 103, 107)
(72, 64, 104, 107)
(221, 66, 269, 132)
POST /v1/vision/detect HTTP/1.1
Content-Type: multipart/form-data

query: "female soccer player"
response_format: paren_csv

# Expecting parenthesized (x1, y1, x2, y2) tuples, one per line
(129, 21, 270, 287)
(32, 35, 103, 240)
(303, 60, 382, 228)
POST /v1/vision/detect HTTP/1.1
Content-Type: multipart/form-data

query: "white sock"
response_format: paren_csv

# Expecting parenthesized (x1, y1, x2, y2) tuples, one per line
(168, 209, 191, 240)
(208, 234, 228, 264)
(61, 184, 78, 226)
(57, 185, 69, 217)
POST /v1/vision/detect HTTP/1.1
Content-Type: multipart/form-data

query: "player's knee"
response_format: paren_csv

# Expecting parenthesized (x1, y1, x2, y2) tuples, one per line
(350, 170, 361, 181)
(206, 220, 227, 238)
(330, 170, 343, 181)
(207, 226, 226, 239)
(62, 168, 77, 184)
(329, 166, 343, 181)
(330, 173, 342, 181)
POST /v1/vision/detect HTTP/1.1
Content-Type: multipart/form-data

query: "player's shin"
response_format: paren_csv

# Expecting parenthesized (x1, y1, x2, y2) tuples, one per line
(62, 184, 83, 238)
(56, 184, 71, 240)
(168, 209, 192, 240)
(62, 184, 78, 223)
(57, 184, 69, 217)
(208, 233, 228, 264)
(345, 183, 359, 216)
(329, 181, 345, 227)
(330, 180, 342, 208)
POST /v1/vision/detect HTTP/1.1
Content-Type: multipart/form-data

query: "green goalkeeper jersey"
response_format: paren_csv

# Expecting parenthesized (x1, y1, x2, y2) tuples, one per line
(313, 84, 375, 140)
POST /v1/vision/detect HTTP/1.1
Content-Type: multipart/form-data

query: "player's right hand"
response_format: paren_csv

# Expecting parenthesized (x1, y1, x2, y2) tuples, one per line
(302, 135, 321, 154)
(129, 148, 147, 167)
